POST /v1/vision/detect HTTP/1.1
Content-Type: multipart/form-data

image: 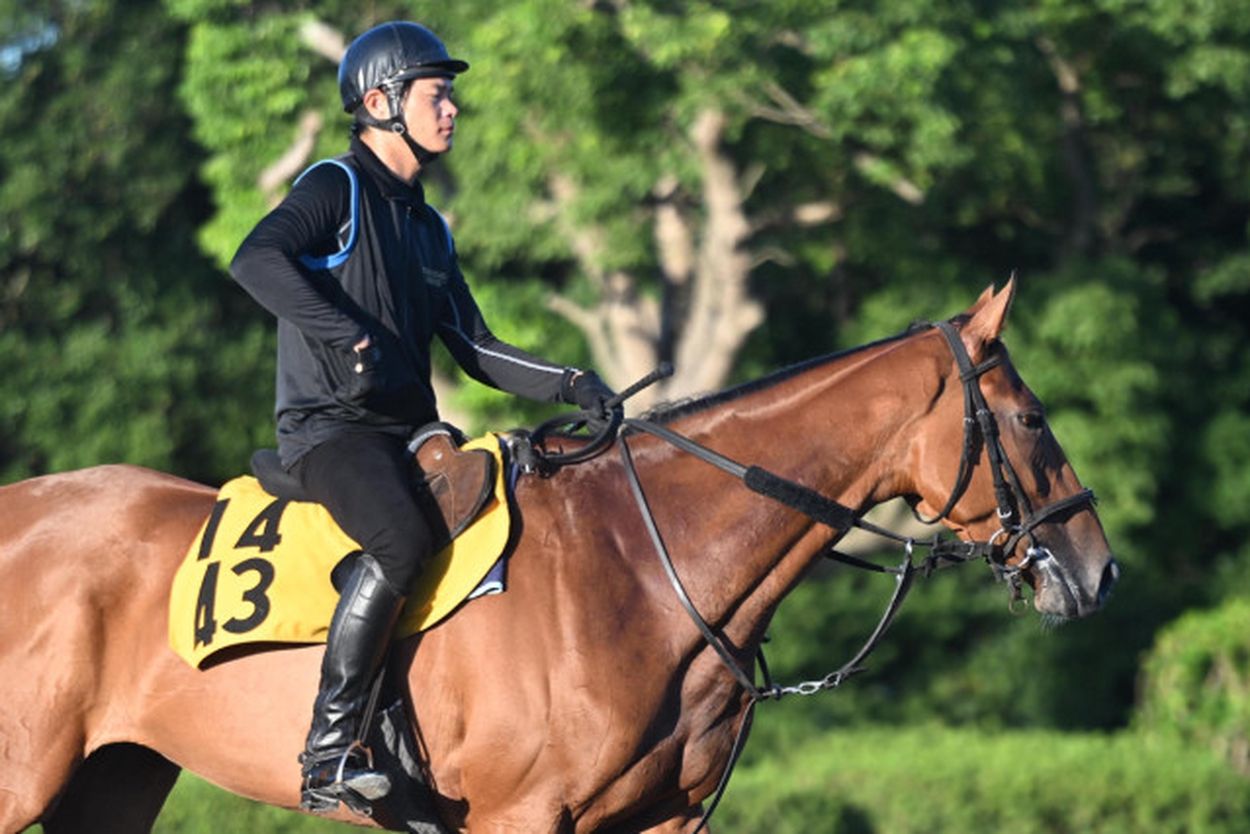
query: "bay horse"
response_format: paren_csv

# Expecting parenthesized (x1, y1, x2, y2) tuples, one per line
(0, 281, 1116, 833)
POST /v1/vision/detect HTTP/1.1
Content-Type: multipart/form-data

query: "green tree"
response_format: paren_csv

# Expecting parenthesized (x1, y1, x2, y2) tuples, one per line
(0, 0, 272, 484)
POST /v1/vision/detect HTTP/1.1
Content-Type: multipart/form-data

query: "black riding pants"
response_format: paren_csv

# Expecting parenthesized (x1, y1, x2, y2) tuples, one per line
(292, 430, 434, 594)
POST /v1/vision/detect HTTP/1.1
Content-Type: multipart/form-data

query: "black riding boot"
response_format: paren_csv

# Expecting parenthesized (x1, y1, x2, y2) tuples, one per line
(300, 553, 407, 814)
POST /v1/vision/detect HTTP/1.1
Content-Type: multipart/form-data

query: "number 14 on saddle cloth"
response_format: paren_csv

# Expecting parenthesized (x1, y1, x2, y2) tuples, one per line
(168, 434, 512, 669)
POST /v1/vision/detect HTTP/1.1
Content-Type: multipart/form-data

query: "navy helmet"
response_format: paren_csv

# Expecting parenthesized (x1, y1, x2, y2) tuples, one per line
(338, 22, 469, 114)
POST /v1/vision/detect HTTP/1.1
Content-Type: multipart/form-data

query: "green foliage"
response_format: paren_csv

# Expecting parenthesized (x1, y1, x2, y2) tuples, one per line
(1136, 596, 1250, 774)
(152, 774, 357, 834)
(0, 0, 272, 484)
(175, 12, 334, 264)
(0, 298, 273, 481)
(1203, 410, 1250, 526)
(444, 0, 675, 273)
(724, 726, 1250, 834)
(1010, 261, 1175, 539)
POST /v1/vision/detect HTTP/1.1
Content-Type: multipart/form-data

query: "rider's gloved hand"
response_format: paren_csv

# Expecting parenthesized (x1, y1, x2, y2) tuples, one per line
(341, 330, 416, 403)
(564, 370, 622, 434)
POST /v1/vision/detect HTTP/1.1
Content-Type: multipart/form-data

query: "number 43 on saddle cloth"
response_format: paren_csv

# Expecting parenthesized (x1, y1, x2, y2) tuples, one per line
(169, 433, 512, 669)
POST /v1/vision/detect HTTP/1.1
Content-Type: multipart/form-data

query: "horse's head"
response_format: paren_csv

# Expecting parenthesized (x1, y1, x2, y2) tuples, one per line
(906, 279, 1118, 620)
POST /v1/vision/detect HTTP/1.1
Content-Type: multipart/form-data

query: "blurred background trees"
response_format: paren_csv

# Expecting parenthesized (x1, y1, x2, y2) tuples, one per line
(0, 0, 274, 483)
(4, 0, 1249, 830)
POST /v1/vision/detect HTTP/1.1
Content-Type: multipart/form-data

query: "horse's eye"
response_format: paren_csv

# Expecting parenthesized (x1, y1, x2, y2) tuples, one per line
(1017, 411, 1045, 430)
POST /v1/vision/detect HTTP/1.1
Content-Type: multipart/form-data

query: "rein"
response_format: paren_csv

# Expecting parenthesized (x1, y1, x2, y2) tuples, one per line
(612, 321, 1096, 831)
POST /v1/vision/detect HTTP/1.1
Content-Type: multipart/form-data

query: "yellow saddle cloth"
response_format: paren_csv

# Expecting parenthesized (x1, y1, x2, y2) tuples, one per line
(169, 434, 512, 669)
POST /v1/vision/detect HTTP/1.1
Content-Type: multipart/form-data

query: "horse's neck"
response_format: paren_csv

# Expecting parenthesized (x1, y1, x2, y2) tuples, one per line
(634, 335, 934, 649)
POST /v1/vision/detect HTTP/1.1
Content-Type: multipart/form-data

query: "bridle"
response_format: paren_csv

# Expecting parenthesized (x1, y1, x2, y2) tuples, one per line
(923, 321, 1097, 587)
(603, 320, 1097, 830)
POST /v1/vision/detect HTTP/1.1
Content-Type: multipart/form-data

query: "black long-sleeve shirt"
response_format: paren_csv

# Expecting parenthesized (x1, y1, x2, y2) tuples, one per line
(231, 135, 572, 466)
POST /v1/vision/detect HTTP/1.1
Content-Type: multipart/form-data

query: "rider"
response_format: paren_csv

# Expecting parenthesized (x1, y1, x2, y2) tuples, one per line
(230, 20, 618, 813)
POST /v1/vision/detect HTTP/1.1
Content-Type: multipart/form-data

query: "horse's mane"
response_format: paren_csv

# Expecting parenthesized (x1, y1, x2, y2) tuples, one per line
(637, 320, 937, 426)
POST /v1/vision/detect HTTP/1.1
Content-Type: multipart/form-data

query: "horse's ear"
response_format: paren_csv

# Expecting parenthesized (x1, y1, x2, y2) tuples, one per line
(966, 284, 996, 315)
(962, 277, 1016, 357)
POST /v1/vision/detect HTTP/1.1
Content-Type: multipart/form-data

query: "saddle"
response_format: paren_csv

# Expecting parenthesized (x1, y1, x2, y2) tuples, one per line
(249, 424, 496, 552)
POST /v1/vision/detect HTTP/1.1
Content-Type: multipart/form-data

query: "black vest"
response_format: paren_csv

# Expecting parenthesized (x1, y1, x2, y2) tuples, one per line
(274, 148, 456, 465)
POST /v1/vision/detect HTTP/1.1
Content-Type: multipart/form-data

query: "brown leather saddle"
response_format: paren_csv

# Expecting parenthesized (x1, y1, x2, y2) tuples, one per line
(249, 425, 497, 552)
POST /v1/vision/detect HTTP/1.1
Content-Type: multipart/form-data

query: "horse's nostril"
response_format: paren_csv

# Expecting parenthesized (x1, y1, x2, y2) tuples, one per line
(1097, 558, 1120, 604)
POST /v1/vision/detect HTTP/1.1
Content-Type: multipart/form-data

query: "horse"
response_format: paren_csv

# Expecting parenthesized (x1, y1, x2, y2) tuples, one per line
(0, 281, 1117, 833)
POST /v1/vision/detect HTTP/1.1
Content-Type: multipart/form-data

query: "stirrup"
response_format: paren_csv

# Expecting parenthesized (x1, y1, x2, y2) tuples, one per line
(300, 743, 392, 816)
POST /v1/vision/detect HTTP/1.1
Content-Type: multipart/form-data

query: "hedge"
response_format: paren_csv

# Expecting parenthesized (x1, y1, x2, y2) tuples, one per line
(718, 726, 1250, 834)
(1136, 596, 1250, 775)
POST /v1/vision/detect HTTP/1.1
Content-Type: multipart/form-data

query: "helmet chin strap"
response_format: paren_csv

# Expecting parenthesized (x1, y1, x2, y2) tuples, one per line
(356, 82, 440, 167)
(393, 124, 439, 166)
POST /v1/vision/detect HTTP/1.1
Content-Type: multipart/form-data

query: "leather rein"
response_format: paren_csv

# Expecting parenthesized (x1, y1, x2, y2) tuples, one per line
(612, 321, 1096, 829)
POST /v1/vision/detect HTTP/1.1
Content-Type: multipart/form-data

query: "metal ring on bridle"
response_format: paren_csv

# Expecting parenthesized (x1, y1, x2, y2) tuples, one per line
(988, 526, 1015, 549)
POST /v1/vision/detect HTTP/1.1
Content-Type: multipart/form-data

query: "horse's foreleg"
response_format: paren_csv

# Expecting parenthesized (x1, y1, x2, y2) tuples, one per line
(41, 744, 180, 834)
(0, 701, 87, 833)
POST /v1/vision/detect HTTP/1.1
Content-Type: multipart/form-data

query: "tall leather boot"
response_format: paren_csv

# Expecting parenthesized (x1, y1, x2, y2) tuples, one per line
(300, 553, 407, 814)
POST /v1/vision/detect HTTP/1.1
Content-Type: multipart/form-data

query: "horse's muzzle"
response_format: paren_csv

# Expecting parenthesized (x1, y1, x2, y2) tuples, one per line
(1033, 552, 1119, 619)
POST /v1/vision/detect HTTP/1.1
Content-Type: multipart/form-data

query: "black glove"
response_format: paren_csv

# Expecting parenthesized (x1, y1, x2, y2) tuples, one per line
(566, 370, 622, 434)
(338, 330, 416, 406)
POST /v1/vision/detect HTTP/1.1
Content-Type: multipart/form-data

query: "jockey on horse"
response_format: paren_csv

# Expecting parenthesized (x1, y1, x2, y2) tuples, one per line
(230, 20, 619, 814)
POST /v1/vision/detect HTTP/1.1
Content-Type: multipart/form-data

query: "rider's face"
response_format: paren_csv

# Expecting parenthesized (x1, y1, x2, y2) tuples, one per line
(401, 77, 458, 155)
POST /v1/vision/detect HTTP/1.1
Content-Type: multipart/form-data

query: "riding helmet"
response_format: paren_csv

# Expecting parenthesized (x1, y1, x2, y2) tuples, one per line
(338, 21, 469, 114)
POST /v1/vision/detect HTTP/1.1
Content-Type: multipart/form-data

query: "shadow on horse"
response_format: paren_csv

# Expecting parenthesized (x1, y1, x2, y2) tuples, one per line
(0, 282, 1117, 832)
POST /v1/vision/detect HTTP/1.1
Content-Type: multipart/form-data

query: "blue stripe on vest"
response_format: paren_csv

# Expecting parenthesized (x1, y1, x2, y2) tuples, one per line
(295, 159, 359, 271)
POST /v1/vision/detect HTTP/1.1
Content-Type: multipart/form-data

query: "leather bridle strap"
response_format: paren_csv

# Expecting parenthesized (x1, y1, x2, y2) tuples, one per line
(624, 418, 901, 541)
(918, 322, 1014, 525)
(928, 321, 1097, 566)
(1000, 487, 1096, 560)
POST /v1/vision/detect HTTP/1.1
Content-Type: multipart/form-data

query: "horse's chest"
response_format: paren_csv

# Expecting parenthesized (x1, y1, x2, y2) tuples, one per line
(580, 700, 746, 819)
